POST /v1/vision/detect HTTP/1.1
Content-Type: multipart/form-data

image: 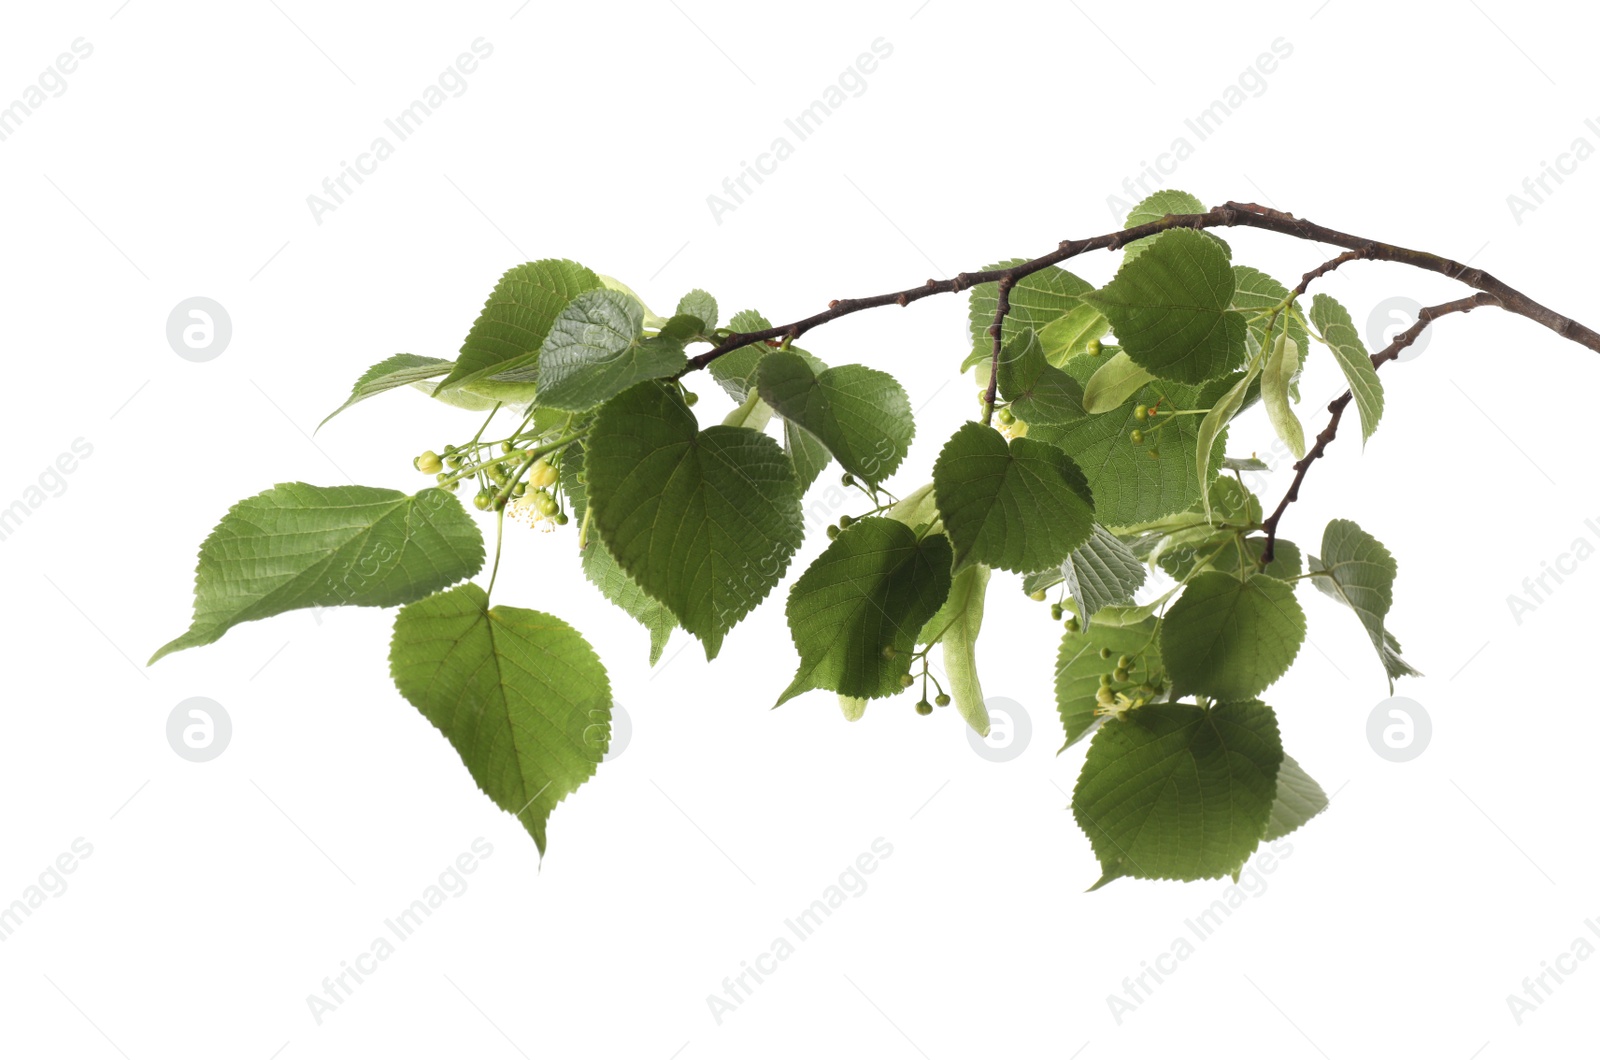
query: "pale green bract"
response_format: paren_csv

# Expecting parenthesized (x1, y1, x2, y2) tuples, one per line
(1310, 293, 1385, 442)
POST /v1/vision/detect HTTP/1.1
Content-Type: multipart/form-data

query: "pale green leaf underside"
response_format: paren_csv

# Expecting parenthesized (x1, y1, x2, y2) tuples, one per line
(1310, 518, 1419, 688)
(964, 261, 1098, 371)
(918, 562, 991, 736)
(1061, 525, 1146, 626)
(388, 582, 610, 856)
(1310, 293, 1385, 442)
(1161, 571, 1305, 701)
(152, 484, 484, 663)
(1262, 335, 1306, 458)
(779, 517, 953, 705)
(1263, 753, 1328, 842)
(435, 259, 603, 393)
(319, 354, 454, 430)
(1082, 349, 1155, 415)
(1073, 700, 1283, 882)
(586, 382, 802, 660)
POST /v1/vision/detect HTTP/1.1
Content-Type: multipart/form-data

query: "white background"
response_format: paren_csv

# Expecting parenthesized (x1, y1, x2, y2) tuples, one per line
(2, 1, 1597, 1056)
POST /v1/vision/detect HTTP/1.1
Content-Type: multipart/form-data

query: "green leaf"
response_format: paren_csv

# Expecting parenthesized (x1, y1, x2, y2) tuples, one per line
(1054, 618, 1163, 749)
(1060, 525, 1146, 625)
(152, 484, 485, 663)
(1261, 334, 1306, 458)
(1263, 754, 1329, 842)
(533, 289, 687, 410)
(1194, 354, 1260, 519)
(1309, 518, 1419, 689)
(1073, 700, 1283, 882)
(995, 328, 1085, 425)
(1230, 265, 1309, 358)
(756, 350, 914, 485)
(319, 354, 454, 430)
(388, 582, 610, 856)
(918, 563, 991, 736)
(709, 309, 777, 400)
(1160, 572, 1305, 701)
(1158, 536, 1302, 583)
(964, 262, 1098, 371)
(784, 418, 833, 492)
(777, 517, 953, 705)
(675, 289, 718, 336)
(1086, 228, 1247, 384)
(585, 382, 802, 659)
(434, 259, 603, 393)
(1120, 189, 1211, 262)
(561, 444, 675, 665)
(932, 422, 1095, 574)
(1081, 349, 1155, 414)
(1035, 301, 1111, 365)
(598, 274, 665, 327)
(1310, 293, 1385, 442)
(1030, 377, 1225, 527)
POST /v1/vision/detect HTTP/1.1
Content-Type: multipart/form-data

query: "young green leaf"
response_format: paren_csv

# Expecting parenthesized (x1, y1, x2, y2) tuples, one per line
(777, 518, 953, 705)
(585, 382, 803, 660)
(1073, 700, 1283, 882)
(434, 259, 603, 393)
(708, 309, 777, 400)
(1194, 359, 1258, 519)
(1120, 189, 1212, 262)
(151, 484, 485, 663)
(675, 289, 719, 336)
(1081, 349, 1156, 414)
(388, 583, 610, 856)
(1261, 334, 1306, 458)
(319, 354, 454, 430)
(533, 289, 687, 410)
(933, 422, 1095, 573)
(1230, 265, 1309, 357)
(1055, 618, 1162, 748)
(1035, 301, 1111, 364)
(1309, 518, 1419, 688)
(994, 328, 1085, 425)
(964, 261, 1098, 371)
(1161, 572, 1306, 701)
(1263, 753, 1329, 842)
(1310, 293, 1385, 442)
(757, 350, 914, 485)
(917, 563, 991, 736)
(1085, 228, 1248, 384)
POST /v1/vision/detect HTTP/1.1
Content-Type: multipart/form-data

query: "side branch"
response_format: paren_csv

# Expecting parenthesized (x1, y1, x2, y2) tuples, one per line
(981, 274, 1016, 427)
(1258, 293, 1499, 564)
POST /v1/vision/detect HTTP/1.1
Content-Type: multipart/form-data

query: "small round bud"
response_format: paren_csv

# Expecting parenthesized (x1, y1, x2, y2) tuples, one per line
(1099, 673, 1113, 687)
(416, 450, 444, 474)
(1117, 655, 1132, 669)
(1113, 667, 1129, 682)
(827, 524, 840, 540)
(1065, 616, 1081, 633)
(934, 693, 951, 707)
(1050, 603, 1064, 621)
(526, 457, 559, 490)
(446, 453, 465, 469)
(1148, 447, 1161, 459)
(881, 645, 898, 660)
(915, 700, 933, 716)
(501, 440, 515, 454)
(841, 473, 856, 487)
(997, 407, 1016, 426)
(1086, 339, 1103, 357)
(839, 514, 854, 528)
(534, 490, 559, 517)
(1129, 429, 1145, 444)
(1029, 589, 1048, 602)
(1134, 405, 1148, 421)
(554, 512, 569, 525)
(1099, 647, 1113, 659)
(683, 390, 699, 407)
(473, 489, 493, 511)
(899, 673, 916, 688)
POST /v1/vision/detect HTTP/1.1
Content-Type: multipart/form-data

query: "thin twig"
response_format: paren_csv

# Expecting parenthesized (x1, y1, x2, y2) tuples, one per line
(981, 273, 1016, 427)
(1259, 293, 1499, 563)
